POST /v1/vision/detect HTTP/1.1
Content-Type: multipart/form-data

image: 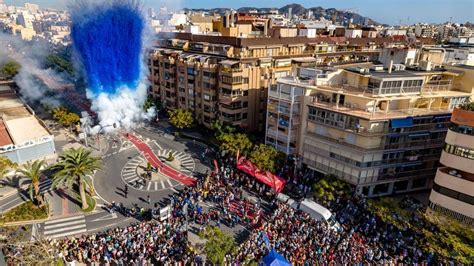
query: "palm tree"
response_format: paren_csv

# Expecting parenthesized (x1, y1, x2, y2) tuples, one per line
(16, 160, 47, 206)
(51, 148, 101, 210)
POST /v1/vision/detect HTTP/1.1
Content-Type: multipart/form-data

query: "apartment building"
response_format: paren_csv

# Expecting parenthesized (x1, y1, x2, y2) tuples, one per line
(266, 64, 473, 197)
(148, 33, 409, 131)
(428, 105, 474, 225)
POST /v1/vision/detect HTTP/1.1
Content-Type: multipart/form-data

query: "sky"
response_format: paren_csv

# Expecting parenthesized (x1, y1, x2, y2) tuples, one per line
(3, 0, 473, 25)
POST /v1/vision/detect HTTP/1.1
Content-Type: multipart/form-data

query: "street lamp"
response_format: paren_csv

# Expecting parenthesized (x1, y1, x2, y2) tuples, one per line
(97, 123, 117, 152)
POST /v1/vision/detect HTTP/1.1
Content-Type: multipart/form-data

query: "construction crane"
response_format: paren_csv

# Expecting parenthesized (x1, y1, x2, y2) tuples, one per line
(331, 7, 359, 25)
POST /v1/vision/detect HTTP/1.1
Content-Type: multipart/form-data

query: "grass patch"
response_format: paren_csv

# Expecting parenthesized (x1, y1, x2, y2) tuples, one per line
(0, 201, 48, 224)
(75, 193, 96, 213)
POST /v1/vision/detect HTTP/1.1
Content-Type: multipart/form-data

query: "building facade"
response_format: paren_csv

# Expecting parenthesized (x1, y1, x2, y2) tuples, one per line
(148, 33, 409, 131)
(428, 106, 474, 225)
(266, 64, 473, 197)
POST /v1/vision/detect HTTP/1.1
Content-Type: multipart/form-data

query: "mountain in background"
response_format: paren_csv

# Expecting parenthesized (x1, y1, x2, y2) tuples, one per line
(184, 3, 381, 25)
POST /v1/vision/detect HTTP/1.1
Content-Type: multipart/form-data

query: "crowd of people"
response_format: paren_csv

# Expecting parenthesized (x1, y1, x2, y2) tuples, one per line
(52, 220, 197, 265)
(2, 148, 443, 265)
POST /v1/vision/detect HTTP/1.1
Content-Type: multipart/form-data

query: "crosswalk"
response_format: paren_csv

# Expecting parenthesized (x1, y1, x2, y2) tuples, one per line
(121, 155, 182, 191)
(42, 215, 87, 239)
(156, 149, 195, 175)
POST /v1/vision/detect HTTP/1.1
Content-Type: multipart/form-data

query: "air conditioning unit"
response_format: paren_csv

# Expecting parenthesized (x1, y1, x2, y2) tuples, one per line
(371, 65, 384, 71)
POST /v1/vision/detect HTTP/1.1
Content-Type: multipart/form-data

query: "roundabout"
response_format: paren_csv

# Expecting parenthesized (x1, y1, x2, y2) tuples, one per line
(120, 149, 195, 192)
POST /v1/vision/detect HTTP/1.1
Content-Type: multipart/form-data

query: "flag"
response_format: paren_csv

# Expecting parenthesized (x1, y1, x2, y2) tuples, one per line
(213, 160, 219, 174)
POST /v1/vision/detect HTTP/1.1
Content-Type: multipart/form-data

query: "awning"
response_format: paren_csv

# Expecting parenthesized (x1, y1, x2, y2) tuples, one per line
(433, 114, 451, 120)
(220, 60, 239, 67)
(390, 117, 413, 128)
(237, 157, 286, 193)
(292, 57, 317, 63)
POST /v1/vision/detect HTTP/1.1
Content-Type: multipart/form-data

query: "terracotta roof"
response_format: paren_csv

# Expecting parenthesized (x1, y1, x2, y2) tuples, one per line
(0, 120, 13, 147)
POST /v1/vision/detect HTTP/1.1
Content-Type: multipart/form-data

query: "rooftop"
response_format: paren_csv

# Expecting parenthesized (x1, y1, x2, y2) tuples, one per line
(4, 116, 50, 145)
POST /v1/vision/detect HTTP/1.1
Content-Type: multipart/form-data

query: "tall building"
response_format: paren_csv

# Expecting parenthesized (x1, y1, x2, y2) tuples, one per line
(266, 64, 474, 197)
(148, 33, 404, 131)
(428, 103, 474, 225)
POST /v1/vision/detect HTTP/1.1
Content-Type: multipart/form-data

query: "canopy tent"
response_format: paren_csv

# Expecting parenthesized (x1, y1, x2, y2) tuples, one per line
(261, 248, 292, 266)
(236, 157, 286, 193)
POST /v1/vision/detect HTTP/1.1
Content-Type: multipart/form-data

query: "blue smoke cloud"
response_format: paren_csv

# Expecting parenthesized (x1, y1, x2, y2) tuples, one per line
(71, 0, 145, 95)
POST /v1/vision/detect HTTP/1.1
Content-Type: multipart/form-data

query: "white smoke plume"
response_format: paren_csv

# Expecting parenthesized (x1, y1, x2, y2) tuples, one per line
(88, 82, 156, 133)
(0, 33, 64, 107)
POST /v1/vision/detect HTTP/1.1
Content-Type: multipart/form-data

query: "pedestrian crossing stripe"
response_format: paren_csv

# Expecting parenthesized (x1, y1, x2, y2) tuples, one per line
(43, 215, 86, 239)
(147, 182, 152, 190)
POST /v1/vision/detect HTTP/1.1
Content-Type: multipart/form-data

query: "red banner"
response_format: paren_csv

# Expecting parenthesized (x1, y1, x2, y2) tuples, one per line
(236, 157, 285, 193)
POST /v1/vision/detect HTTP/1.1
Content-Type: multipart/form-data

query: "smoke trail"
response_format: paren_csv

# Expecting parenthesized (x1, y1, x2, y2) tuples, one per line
(70, 0, 154, 131)
(0, 33, 63, 107)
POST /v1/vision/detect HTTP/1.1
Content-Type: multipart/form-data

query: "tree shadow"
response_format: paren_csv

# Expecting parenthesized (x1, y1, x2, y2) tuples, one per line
(53, 189, 81, 207)
(0, 175, 25, 188)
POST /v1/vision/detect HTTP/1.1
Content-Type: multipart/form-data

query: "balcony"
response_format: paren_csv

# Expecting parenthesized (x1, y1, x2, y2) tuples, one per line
(440, 151, 474, 174)
(221, 68, 242, 74)
(421, 80, 453, 94)
(308, 98, 452, 120)
(268, 91, 294, 101)
(435, 167, 474, 195)
(445, 129, 474, 149)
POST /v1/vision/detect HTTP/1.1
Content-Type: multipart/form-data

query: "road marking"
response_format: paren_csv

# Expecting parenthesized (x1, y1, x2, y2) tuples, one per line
(160, 180, 165, 189)
(91, 212, 118, 222)
(166, 179, 173, 187)
(147, 182, 152, 190)
(45, 229, 87, 239)
(127, 177, 139, 183)
(45, 215, 84, 225)
(44, 219, 84, 229)
(139, 184, 144, 190)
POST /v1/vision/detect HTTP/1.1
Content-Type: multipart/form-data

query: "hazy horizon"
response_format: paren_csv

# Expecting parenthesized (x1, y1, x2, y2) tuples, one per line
(3, 0, 473, 25)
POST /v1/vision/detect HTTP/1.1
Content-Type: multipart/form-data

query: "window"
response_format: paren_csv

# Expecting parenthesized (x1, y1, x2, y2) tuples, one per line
(243, 101, 248, 108)
(203, 71, 216, 78)
(203, 94, 210, 101)
(444, 144, 474, 159)
(243, 113, 248, 119)
(187, 68, 194, 75)
(243, 91, 249, 96)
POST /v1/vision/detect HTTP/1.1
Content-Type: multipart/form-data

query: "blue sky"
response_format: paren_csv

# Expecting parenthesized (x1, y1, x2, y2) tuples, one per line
(4, 0, 473, 25)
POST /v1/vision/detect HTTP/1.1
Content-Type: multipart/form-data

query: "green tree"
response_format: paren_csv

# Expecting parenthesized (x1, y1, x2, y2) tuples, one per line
(45, 54, 74, 75)
(51, 148, 101, 210)
(1, 60, 21, 76)
(201, 226, 238, 264)
(312, 175, 351, 203)
(217, 132, 252, 157)
(51, 107, 80, 129)
(143, 95, 161, 111)
(16, 160, 47, 206)
(0, 156, 17, 178)
(211, 120, 236, 137)
(168, 108, 193, 130)
(249, 144, 280, 172)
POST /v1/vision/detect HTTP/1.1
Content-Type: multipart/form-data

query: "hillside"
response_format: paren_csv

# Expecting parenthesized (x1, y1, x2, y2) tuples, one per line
(184, 3, 379, 25)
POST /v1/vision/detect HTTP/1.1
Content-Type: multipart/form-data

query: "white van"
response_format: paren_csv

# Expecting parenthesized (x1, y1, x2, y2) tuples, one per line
(297, 199, 342, 231)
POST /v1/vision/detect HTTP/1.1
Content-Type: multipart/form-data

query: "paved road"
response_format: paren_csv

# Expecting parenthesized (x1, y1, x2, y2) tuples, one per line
(0, 179, 53, 214)
(126, 133, 196, 186)
(35, 210, 134, 240)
